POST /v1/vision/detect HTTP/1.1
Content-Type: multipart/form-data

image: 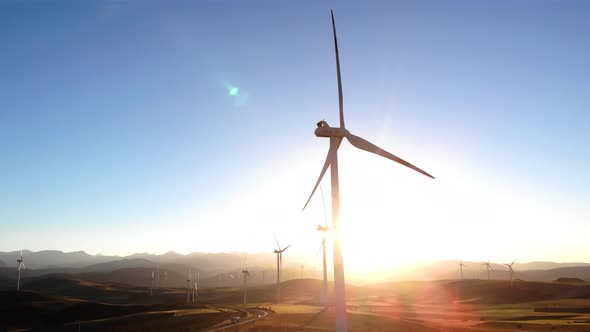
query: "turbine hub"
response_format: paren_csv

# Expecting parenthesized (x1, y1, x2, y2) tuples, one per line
(315, 123, 349, 138)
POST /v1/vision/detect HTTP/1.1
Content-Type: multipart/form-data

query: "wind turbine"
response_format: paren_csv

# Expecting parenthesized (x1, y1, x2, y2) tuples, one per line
(192, 271, 199, 303)
(156, 264, 160, 291)
(242, 269, 250, 304)
(186, 268, 191, 304)
(302, 11, 435, 332)
(459, 262, 466, 280)
(482, 260, 493, 280)
(504, 259, 516, 286)
(317, 186, 330, 307)
(16, 250, 25, 292)
(273, 233, 291, 304)
(150, 271, 155, 296)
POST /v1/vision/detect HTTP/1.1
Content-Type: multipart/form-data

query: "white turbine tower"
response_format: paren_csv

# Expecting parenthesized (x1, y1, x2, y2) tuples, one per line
(504, 259, 516, 286)
(302, 11, 435, 332)
(273, 233, 290, 304)
(482, 260, 493, 280)
(16, 250, 25, 292)
(459, 262, 466, 280)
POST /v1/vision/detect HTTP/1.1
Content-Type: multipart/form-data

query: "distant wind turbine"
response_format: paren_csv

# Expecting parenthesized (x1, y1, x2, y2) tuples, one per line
(302, 10, 435, 332)
(16, 250, 25, 292)
(504, 259, 516, 286)
(317, 186, 330, 307)
(192, 271, 198, 303)
(156, 264, 160, 290)
(186, 268, 191, 304)
(482, 260, 493, 280)
(459, 262, 466, 280)
(150, 271, 155, 296)
(242, 255, 250, 305)
(273, 233, 291, 304)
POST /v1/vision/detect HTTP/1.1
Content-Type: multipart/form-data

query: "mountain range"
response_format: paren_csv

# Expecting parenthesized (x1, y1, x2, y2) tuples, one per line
(1, 250, 590, 289)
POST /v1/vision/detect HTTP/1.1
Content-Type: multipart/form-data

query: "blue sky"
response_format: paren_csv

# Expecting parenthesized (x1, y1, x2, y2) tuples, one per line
(1, 1, 589, 269)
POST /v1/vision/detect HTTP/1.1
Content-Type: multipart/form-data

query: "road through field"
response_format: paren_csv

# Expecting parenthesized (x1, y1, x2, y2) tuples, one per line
(204, 305, 268, 332)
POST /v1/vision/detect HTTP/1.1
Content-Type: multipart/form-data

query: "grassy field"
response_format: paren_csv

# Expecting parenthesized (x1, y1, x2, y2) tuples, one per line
(4, 277, 590, 331)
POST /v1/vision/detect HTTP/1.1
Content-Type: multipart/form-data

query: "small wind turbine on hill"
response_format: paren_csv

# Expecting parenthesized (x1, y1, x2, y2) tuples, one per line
(273, 233, 291, 304)
(459, 262, 466, 280)
(16, 250, 25, 291)
(482, 260, 493, 280)
(302, 10, 435, 332)
(505, 259, 516, 286)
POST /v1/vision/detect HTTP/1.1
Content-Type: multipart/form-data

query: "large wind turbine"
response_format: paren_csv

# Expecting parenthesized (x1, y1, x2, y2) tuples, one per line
(273, 233, 291, 304)
(302, 11, 435, 332)
(504, 259, 516, 286)
(482, 260, 493, 280)
(16, 250, 25, 292)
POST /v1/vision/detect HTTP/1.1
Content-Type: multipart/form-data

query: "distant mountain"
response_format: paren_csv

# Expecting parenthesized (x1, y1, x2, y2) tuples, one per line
(1, 250, 281, 273)
(513, 261, 590, 271)
(4, 250, 590, 285)
(0, 250, 119, 269)
(370, 260, 590, 284)
(518, 266, 590, 282)
(85, 259, 156, 272)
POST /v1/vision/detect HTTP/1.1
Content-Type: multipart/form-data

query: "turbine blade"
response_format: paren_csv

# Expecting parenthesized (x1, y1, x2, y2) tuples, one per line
(273, 232, 281, 250)
(282, 244, 291, 252)
(316, 240, 324, 256)
(331, 10, 345, 129)
(302, 138, 342, 211)
(346, 133, 435, 179)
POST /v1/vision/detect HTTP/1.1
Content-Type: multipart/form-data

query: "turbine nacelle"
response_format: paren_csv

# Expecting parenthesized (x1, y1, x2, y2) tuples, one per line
(315, 121, 349, 138)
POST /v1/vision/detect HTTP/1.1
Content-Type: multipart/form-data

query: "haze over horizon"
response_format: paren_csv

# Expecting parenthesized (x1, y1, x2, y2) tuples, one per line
(2, 1, 589, 273)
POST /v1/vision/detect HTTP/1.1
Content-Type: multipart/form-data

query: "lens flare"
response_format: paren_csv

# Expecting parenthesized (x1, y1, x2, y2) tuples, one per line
(226, 84, 239, 97)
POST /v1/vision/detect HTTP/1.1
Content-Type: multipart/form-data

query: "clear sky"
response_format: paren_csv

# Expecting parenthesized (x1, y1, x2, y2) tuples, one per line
(1, 0, 589, 272)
